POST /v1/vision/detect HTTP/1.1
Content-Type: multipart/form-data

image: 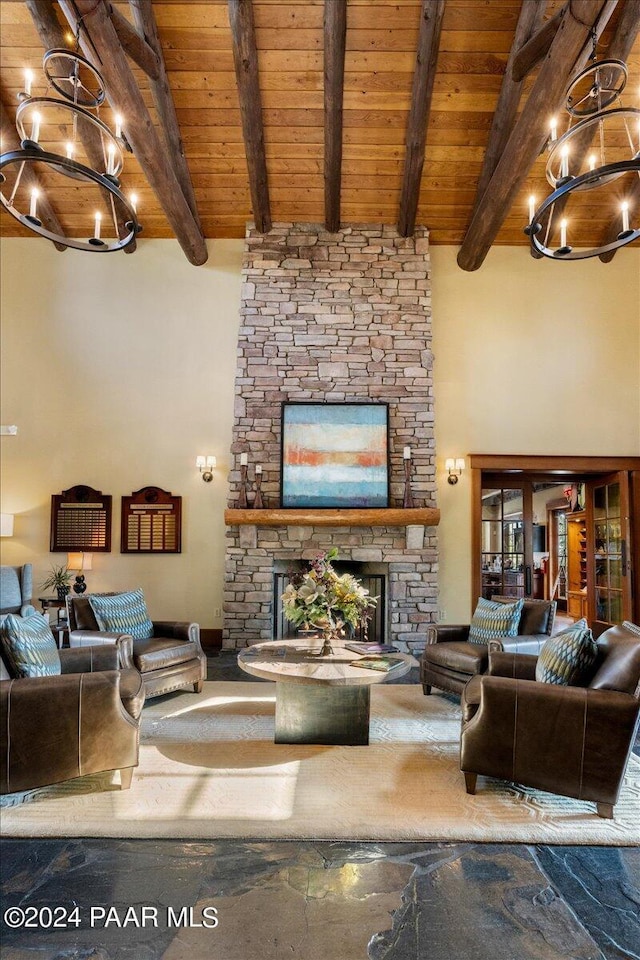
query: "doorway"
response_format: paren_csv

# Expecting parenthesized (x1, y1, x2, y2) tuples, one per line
(471, 456, 640, 630)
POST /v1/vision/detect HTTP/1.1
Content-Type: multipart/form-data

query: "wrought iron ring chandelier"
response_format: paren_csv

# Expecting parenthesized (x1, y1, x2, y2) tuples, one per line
(525, 47, 640, 260)
(0, 43, 142, 253)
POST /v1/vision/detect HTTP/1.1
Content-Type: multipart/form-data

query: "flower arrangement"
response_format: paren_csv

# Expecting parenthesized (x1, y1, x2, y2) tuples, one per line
(282, 548, 377, 651)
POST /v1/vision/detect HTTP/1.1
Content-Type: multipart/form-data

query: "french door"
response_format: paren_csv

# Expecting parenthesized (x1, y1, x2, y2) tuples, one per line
(471, 457, 640, 626)
(479, 477, 534, 601)
(585, 472, 633, 630)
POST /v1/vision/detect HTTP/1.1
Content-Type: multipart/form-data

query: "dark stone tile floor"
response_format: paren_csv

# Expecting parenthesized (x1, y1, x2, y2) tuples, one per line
(1, 652, 638, 960)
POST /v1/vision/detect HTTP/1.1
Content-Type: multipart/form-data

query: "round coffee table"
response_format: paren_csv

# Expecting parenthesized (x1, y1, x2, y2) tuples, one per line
(237, 638, 415, 745)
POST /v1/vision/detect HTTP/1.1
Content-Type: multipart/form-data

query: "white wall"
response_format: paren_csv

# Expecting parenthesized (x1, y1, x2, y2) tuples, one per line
(431, 246, 640, 622)
(2, 238, 639, 629)
(1, 238, 243, 626)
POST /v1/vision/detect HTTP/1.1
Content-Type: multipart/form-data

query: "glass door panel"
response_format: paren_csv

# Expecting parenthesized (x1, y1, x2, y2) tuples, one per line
(480, 483, 531, 600)
(586, 473, 632, 628)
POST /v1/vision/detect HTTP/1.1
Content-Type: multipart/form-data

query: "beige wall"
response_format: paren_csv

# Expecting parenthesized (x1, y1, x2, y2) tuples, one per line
(2, 239, 639, 630)
(431, 246, 640, 623)
(1, 238, 243, 626)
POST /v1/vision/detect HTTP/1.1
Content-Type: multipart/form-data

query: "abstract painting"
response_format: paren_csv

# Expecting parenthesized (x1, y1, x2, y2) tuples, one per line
(281, 403, 389, 508)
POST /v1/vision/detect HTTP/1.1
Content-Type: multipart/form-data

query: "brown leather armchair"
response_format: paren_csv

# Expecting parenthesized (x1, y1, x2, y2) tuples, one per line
(1, 639, 144, 794)
(67, 594, 207, 700)
(460, 621, 640, 819)
(421, 596, 556, 696)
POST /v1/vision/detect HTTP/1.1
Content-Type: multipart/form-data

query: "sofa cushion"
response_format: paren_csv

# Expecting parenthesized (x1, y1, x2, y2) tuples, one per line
(589, 620, 640, 695)
(0, 613, 61, 678)
(72, 596, 101, 631)
(468, 597, 524, 646)
(535, 619, 598, 686)
(518, 601, 553, 636)
(89, 589, 154, 641)
(423, 641, 488, 676)
(132, 638, 199, 673)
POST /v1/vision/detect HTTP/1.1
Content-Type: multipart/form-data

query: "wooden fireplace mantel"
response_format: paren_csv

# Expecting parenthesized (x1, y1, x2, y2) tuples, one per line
(224, 507, 440, 527)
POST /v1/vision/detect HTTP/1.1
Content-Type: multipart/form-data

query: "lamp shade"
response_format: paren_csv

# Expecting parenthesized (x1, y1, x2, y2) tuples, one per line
(0, 513, 14, 537)
(67, 552, 93, 571)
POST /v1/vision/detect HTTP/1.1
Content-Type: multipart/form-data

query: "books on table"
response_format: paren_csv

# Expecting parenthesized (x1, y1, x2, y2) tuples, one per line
(350, 656, 403, 672)
(344, 642, 398, 654)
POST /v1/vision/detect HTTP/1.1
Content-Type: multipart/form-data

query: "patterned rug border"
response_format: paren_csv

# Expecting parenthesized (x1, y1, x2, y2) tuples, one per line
(2, 682, 638, 845)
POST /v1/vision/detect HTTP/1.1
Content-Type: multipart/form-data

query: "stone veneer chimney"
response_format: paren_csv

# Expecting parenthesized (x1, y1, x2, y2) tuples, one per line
(223, 223, 438, 650)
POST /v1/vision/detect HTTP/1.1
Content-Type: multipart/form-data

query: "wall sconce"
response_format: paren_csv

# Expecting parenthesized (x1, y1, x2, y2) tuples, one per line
(445, 458, 465, 485)
(0, 513, 14, 537)
(67, 552, 93, 594)
(196, 455, 217, 483)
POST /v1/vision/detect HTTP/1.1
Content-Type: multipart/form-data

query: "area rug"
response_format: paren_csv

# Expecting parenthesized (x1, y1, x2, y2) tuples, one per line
(2, 682, 638, 843)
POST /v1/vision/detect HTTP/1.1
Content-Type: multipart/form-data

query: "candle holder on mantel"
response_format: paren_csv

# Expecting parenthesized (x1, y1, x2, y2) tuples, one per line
(402, 453, 415, 509)
(237, 458, 249, 508)
(253, 467, 264, 509)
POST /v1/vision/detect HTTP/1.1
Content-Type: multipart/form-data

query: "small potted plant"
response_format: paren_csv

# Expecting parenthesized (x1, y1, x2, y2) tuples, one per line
(41, 564, 72, 601)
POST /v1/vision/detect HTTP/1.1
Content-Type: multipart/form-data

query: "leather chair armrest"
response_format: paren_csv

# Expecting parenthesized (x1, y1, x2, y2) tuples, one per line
(426, 624, 471, 645)
(461, 676, 640, 804)
(492, 633, 549, 656)
(487, 651, 538, 680)
(69, 629, 129, 646)
(0, 671, 139, 794)
(152, 621, 201, 645)
(66, 634, 134, 671)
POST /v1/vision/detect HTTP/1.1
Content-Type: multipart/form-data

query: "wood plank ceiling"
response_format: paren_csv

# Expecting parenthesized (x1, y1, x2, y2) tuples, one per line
(0, 0, 639, 268)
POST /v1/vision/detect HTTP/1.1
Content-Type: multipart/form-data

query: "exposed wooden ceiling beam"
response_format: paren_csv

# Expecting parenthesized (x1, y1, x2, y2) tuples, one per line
(323, 0, 347, 234)
(468, 1, 546, 229)
(457, 0, 611, 273)
(109, 4, 160, 81)
(228, 0, 271, 234)
(128, 0, 200, 226)
(596, 0, 640, 261)
(398, 0, 446, 238)
(511, 5, 566, 83)
(58, 0, 207, 265)
(25, 0, 135, 252)
(544, 0, 640, 249)
(0, 97, 67, 251)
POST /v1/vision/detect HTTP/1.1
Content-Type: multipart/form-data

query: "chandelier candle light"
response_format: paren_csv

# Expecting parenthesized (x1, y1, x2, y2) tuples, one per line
(0, 40, 141, 252)
(525, 44, 640, 260)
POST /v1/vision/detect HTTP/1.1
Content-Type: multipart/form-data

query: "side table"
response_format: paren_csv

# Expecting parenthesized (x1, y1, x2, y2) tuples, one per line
(39, 596, 69, 649)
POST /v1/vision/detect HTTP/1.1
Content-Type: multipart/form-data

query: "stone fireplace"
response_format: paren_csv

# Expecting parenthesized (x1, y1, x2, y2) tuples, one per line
(223, 223, 438, 651)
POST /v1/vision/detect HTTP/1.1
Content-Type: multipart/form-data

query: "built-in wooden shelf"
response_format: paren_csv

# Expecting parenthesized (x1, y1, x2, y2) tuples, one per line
(224, 507, 440, 527)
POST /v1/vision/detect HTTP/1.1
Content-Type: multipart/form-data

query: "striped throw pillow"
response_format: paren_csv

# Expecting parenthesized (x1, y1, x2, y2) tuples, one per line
(0, 613, 61, 678)
(468, 597, 524, 646)
(88, 589, 154, 640)
(535, 619, 598, 685)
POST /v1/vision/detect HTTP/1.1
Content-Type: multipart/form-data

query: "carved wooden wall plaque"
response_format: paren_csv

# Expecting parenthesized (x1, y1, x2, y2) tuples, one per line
(121, 486, 182, 553)
(50, 485, 112, 552)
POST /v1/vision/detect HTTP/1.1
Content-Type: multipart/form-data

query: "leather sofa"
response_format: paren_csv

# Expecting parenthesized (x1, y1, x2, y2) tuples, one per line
(0, 564, 36, 622)
(1, 637, 144, 794)
(460, 621, 640, 818)
(67, 594, 207, 700)
(421, 596, 556, 696)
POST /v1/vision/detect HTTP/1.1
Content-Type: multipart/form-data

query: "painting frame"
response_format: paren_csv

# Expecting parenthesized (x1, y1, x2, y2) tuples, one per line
(280, 402, 390, 508)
